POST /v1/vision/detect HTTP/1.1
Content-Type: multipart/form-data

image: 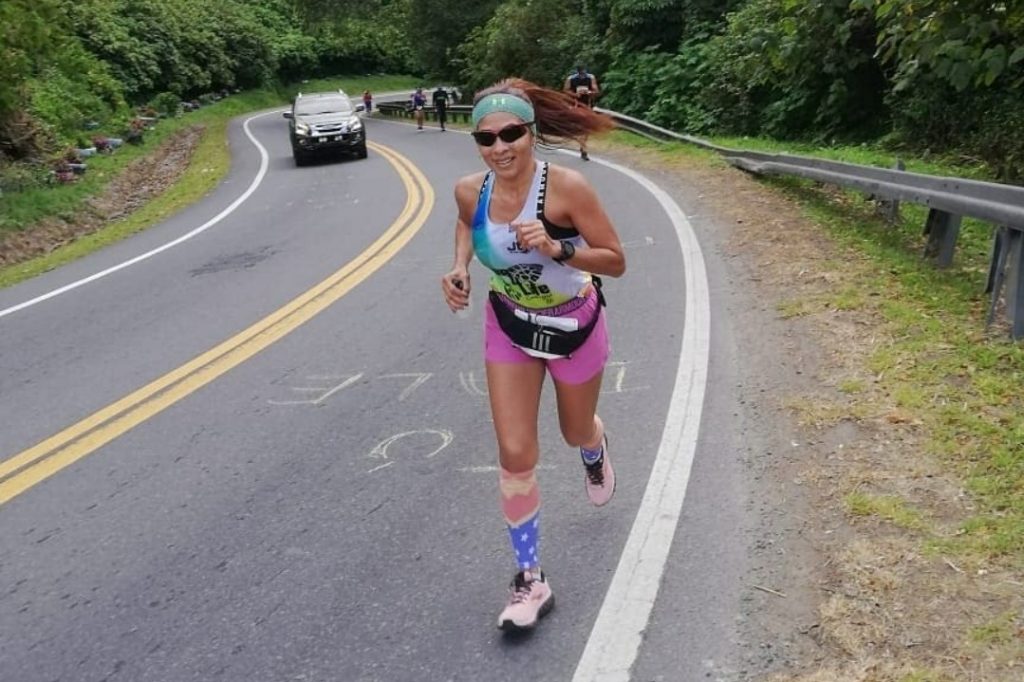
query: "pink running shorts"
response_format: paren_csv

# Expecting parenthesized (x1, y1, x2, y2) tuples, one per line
(484, 287, 610, 385)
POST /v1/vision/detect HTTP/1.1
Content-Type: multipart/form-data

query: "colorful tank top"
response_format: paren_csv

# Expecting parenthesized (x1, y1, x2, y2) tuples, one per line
(472, 161, 590, 309)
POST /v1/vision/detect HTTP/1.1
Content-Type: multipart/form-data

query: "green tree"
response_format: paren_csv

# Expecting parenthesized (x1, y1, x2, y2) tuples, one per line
(693, 0, 886, 139)
(456, 0, 601, 93)
(858, 0, 1024, 180)
(0, 0, 57, 120)
(1, 0, 125, 157)
(408, 0, 503, 79)
(858, 0, 1024, 92)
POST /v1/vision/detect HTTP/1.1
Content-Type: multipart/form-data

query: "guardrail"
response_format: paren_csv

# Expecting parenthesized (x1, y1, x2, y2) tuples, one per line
(376, 102, 1024, 339)
(376, 102, 474, 124)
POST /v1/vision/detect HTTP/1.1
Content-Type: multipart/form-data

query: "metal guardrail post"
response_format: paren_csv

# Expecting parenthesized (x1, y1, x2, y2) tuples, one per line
(985, 226, 1024, 340)
(922, 209, 963, 268)
(1007, 231, 1024, 339)
(986, 227, 1009, 327)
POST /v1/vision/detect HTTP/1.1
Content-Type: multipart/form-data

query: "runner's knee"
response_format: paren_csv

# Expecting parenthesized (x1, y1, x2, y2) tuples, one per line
(497, 438, 539, 471)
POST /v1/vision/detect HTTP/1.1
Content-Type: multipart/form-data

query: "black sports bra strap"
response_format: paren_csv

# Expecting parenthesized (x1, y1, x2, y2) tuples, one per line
(535, 162, 579, 240)
(534, 162, 549, 219)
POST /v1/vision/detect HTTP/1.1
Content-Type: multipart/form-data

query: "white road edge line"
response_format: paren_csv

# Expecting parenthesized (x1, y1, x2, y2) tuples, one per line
(572, 156, 711, 682)
(0, 109, 280, 320)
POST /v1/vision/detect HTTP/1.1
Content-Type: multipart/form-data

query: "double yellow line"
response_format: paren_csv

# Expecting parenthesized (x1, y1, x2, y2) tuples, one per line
(0, 142, 434, 506)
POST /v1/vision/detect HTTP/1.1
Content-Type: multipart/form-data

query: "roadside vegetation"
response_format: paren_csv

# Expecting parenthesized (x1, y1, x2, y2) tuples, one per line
(771, 166, 1024, 682)
(598, 129, 1024, 680)
(0, 75, 416, 288)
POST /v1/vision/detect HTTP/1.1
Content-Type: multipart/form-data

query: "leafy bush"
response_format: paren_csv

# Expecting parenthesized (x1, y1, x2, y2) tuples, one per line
(149, 92, 181, 118)
(694, 0, 887, 140)
(889, 85, 1024, 182)
(0, 162, 51, 193)
(860, 0, 1024, 93)
(26, 42, 127, 143)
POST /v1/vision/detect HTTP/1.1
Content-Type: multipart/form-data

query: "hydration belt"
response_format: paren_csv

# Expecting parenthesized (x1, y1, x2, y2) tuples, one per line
(489, 278, 606, 359)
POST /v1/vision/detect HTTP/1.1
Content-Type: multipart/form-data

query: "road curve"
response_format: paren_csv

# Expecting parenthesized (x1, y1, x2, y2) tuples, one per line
(0, 109, 753, 682)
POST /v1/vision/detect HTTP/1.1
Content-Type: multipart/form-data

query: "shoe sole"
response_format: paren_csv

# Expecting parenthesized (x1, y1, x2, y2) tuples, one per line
(498, 593, 555, 632)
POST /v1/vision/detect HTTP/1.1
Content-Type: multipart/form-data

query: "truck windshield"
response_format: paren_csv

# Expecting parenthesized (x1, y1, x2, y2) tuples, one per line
(295, 97, 351, 115)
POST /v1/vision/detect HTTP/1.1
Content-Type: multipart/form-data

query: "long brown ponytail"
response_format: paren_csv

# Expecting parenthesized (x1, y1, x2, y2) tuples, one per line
(473, 78, 615, 144)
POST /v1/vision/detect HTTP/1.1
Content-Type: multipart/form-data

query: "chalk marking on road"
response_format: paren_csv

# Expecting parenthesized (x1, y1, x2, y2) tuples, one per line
(602, 361, 648, 395)
(378, 373, 433, 402)
(368, 429, 454, 462)
(0, 142, 434, 506)
(458, 370, 488, 397)
(267, 373, 364, 406)
(0, 109, 283, 320)
(571, 155, 711, 682)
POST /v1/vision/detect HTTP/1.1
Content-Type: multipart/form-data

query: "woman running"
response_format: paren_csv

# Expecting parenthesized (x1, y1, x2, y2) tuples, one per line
(411, 87, 427, 130)
(440, 78, 624, 631)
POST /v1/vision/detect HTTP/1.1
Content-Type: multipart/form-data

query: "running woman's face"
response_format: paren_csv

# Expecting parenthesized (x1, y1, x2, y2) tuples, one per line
(475, 112, 534, 178)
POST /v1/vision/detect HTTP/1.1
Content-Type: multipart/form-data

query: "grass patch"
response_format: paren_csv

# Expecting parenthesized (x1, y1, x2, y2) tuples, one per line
(784, 396, 875, 426)
(777, 299, 815, 319)
(707, 134, 996, 182)
(602, 130, 723, 166)
(968, 612, 1019, 645)
(838, 378, 866, 394)
(845, 492, 931, 532)
(0, 75, 418, 289)
(899, 672, 951, 682)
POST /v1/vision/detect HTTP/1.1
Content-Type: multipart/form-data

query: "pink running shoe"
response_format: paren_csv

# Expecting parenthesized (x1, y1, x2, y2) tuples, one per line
(583, 436, 615, 506)
(497, 570, 554, 631)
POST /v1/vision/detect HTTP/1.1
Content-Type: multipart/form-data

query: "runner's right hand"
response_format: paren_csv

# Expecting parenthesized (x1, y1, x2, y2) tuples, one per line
(441, 268, 471, 313)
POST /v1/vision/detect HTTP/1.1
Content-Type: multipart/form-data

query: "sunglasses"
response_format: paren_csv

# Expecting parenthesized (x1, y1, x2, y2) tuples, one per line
(471, 121, 534, 147)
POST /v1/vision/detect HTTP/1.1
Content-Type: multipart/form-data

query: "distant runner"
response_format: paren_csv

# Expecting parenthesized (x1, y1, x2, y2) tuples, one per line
(411, 87, 427, 130)
(563, 64, 601, 160)
(433, 86, 450, 131)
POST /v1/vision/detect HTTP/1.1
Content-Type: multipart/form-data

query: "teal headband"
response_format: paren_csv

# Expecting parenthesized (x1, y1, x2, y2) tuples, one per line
(472, 93, 535, 128)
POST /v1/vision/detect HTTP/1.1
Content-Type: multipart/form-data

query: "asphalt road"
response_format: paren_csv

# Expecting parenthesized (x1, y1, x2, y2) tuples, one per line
(0, 106, 758, 682)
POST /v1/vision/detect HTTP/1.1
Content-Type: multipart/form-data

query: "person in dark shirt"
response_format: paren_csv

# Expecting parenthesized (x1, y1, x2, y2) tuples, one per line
(411, 87, 427, 130)
(563, 64, 601, 160)
(433, 86, 450, 131)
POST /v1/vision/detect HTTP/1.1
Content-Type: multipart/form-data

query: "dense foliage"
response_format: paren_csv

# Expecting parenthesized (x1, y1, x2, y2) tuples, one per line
(2, 0, 1021, 180)
(0, 0, 414, 160)
(454, 0, 1023, 181)
(595, 0, 1024, 180)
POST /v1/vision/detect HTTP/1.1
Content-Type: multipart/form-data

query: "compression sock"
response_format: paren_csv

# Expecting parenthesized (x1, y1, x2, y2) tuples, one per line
(499, 466, 541, 571)
(580, 415, 605, 465)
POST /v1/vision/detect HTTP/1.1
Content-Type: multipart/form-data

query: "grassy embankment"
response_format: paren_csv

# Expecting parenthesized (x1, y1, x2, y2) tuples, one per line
(705, 132, 1024, 570)
(607, 128, 1023, 678)
(0, 75, 418, 289)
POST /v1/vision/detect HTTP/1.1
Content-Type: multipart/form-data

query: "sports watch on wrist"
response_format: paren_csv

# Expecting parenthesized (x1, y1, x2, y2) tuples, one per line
(553, 240, 576, 263)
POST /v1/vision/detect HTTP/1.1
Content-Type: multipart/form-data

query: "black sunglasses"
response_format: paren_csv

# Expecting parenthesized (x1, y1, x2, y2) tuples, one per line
(471, 121, 534, 147)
